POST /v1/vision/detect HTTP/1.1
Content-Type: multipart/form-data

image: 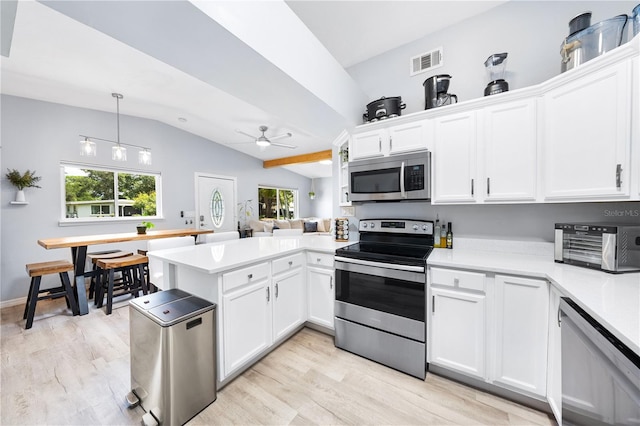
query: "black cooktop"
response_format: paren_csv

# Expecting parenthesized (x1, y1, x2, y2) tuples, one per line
(335, 242, 433, 267)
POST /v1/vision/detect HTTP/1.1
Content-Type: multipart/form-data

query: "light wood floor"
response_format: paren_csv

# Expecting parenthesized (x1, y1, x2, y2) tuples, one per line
(1, 297, 556, 425)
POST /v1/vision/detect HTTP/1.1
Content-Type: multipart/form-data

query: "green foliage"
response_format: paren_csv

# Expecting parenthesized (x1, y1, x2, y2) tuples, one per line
(140, 221, 155, 229)
(5, 169, 42, 190)
(133, 192, 157, 216)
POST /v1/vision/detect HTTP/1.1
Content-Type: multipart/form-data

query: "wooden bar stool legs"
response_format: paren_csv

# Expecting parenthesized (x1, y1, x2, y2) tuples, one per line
(95, 254, 148, 315)
(24, 260, 78, 329)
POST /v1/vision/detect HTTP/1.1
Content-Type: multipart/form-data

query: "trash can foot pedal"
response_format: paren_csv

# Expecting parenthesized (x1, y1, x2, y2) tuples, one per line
(142, 412, 159, 426)
(125, 391, 140, 408)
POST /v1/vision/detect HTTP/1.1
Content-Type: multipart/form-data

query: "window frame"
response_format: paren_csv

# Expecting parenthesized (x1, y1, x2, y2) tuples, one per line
(59, 162, 163, 226)
(257, 185, 299, 220)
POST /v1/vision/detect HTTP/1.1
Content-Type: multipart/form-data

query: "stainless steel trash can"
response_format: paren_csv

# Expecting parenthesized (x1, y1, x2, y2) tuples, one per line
(128, 288, 216, 425)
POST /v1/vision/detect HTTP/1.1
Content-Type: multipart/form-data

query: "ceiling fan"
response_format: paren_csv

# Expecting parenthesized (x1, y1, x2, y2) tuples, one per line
(235, 125, 296, 150)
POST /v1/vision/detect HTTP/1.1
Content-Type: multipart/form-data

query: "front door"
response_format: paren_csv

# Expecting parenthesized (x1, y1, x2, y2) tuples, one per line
(196, 173, 237, 232)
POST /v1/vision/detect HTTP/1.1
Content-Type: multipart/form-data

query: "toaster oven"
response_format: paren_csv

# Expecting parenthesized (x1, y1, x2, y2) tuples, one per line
(554, 223, 640, 273)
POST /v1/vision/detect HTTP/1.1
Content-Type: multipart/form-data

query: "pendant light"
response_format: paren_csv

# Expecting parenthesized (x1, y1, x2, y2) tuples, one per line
(78, 92, 152, 165)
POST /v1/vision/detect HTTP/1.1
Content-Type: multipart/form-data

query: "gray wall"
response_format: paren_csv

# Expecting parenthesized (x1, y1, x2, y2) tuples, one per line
(348, 1, 637, 114)
(0, 95, 314, 303)
(340, 0, 640, 240)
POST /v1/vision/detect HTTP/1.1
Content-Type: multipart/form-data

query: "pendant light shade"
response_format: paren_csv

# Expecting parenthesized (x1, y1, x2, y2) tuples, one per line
(80, 137, 97, 156)
(78, 92, 152, 165)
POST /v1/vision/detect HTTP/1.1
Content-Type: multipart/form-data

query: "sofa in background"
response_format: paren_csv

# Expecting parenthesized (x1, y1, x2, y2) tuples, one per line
(248, 218, 332, 237)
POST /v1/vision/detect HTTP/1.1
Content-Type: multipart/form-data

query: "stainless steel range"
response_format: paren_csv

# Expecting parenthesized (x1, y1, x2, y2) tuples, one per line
(334, 219, 434, 379)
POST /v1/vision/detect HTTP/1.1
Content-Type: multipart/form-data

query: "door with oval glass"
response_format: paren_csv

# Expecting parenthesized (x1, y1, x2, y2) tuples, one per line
(196, 173, 237, 233)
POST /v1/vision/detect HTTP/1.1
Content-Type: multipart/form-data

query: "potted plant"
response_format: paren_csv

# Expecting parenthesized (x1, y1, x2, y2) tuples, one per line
(5, 169, 42, 202)
(136, 221, 155, 234)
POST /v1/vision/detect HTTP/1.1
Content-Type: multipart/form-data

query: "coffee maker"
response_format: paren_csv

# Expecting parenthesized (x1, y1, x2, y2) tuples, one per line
(423, 74, 458, 109)
(484, 53, 509, 96)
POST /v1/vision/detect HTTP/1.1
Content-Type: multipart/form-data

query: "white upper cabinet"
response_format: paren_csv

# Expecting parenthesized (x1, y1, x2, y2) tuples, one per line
(350, 129, 386, 160)
(432, 111, 478, 203)
(388, 120, 429, 155)
(350, 120, 428, 160)
(542, 60, 632, 201)
(482, 99, 538, 202)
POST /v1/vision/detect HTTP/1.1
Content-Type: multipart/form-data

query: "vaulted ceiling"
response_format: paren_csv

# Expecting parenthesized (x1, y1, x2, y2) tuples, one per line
(1, 1, 506, 178)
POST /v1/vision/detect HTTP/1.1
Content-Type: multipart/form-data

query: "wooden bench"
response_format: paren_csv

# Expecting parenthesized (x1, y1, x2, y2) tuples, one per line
(24, 260, 79, 329)
(95, 254, 149, 315)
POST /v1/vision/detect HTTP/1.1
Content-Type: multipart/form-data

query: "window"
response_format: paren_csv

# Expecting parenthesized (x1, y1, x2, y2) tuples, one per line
(62, 163, 161, 222)
(258, 186, 297, 220)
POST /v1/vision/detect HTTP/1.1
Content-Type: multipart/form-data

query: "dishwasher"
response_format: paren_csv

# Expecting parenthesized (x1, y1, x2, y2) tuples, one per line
(127, 288, 217, 425)
(560, 297, 640, 425)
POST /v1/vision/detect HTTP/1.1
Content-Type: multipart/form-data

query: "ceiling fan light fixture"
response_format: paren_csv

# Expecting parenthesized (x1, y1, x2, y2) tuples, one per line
(256, 137, 271, 147)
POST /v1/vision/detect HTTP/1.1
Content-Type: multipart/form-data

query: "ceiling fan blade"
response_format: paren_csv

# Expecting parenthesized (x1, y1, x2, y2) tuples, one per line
(270, 141, 296, 149)
(268, 132, 292, 142)
(235, 129, 258, 140)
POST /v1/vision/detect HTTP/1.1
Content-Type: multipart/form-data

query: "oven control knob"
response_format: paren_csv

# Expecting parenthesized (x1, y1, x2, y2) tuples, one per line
(369, 222, 375, 228)
(361, 222, 367, 229)
(422, 225, 428, 231)
(412, 224, 419, 231)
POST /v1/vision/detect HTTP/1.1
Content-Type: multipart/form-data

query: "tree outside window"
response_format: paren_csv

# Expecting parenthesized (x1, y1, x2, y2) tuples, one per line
(258, 186, 297, 219)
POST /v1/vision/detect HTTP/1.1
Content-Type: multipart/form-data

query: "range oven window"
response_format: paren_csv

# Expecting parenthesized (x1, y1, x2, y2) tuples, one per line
(351, 167, 400, 193)
(335, 268, 424, 321)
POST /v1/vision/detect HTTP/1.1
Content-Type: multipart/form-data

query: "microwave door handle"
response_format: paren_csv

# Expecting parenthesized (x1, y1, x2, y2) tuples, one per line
(400, 161, 406, 198)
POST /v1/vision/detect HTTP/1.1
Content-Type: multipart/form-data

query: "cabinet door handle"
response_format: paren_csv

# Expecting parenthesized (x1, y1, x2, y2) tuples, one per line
(248, 273, 253, 279)
(432, 295, 435, 313)
(379, 137, 382, 152)
(288, 261, 293, 267)
(471, 179, 474, 196)
(390, 136, 393, 150)
(317, 258, 321, 263)
(487, 177, 491, 195)
(266, 287, 270, 302)
(557, 305, 562, 328)
(329, 276, 333, 290)
(616, 164, 622, 190)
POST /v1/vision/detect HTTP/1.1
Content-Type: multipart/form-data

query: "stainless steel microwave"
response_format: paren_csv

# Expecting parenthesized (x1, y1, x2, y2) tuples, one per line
(348, 152, 431, 202)
(554, 223, 640, 273)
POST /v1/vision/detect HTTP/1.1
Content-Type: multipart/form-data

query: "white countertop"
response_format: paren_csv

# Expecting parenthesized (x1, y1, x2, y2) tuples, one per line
(148, 234, 351, 274)
(428, 248, 640, 356)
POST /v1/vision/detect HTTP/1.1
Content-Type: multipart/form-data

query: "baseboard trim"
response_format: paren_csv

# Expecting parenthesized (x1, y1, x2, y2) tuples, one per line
(0, 296, 27, 310)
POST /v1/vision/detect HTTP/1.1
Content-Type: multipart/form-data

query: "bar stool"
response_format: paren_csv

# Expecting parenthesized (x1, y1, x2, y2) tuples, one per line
(95, 254, 148, 315)
(24, 260, 79, 329)
(87, 250, 133, 302)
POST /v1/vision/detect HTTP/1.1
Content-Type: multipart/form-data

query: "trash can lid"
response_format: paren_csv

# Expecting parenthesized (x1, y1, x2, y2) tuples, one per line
(130, 288, 191, 311)
(148, 295, 215, 326)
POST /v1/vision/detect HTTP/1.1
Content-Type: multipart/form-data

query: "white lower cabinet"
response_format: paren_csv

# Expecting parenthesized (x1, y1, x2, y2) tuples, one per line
(429, 267, 550, 400)
(272, 266, 305, 342)
(222, 270, 271, 377)
(492, 275, 549, 397)
(221, 254, 305, 379)
(431, 286, 486, 379)
(307, 266, 334, 329)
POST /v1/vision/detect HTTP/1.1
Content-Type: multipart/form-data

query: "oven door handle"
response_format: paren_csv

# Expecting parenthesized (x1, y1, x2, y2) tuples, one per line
(400, 161, 406, 198)
(334, 257, 425, 282)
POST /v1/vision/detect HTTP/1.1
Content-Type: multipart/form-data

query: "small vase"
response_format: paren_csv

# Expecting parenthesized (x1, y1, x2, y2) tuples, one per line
(15, 190, 26, 203)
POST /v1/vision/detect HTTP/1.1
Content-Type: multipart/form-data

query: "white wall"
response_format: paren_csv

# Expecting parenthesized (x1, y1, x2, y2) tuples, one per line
(310, 177, 333, 219)
(0, 95, 313, 303)
(347, 1, 637, 115)
(338, 0, 640, 241)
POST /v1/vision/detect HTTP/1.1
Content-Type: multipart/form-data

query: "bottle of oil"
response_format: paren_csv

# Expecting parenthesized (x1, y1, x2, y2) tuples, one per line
(446, 222, 453, 249)
(440, 222, 447, 248)
(433, 216, 441, 248)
